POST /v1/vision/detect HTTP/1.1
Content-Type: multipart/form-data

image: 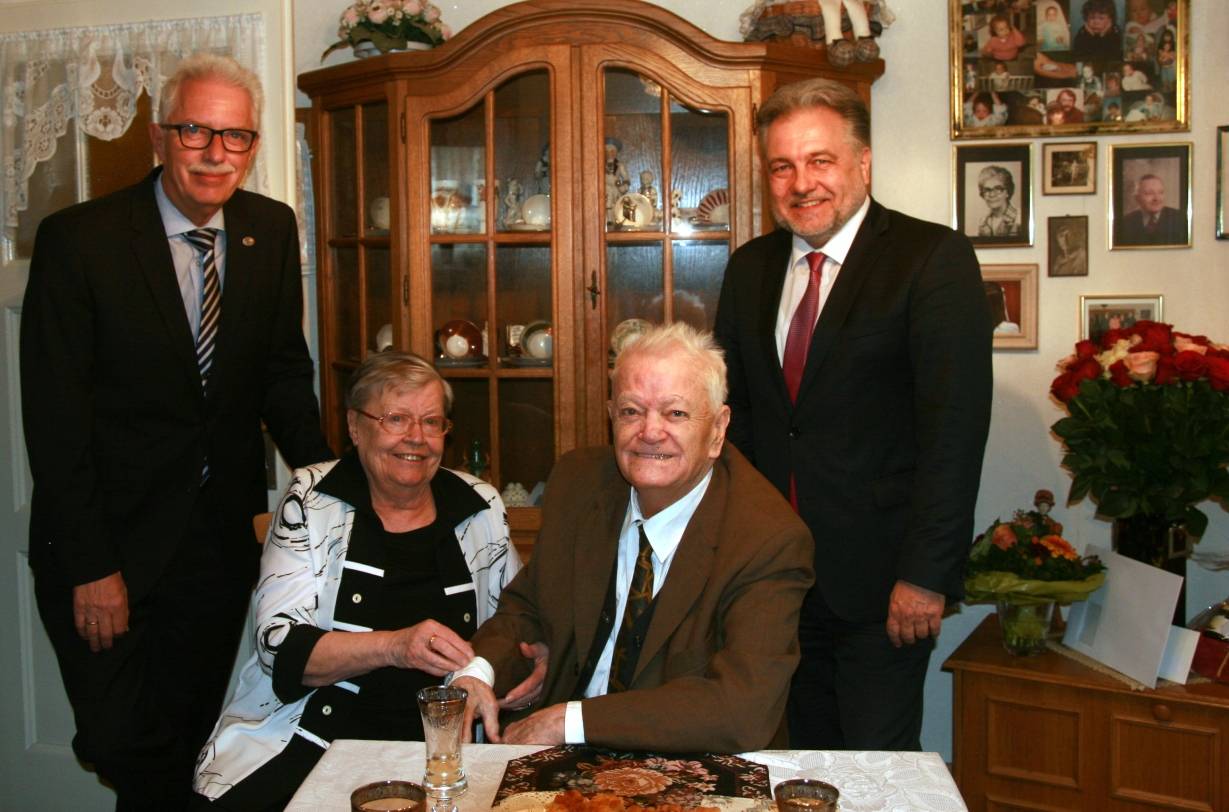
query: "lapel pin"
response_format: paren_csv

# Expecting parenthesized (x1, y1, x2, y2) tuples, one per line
(242, 236, 255, 246)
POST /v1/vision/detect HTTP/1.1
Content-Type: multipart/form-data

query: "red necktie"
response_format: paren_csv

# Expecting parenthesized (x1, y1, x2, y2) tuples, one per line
(784, 251, 824, 511)
(782, 251, 824, 403)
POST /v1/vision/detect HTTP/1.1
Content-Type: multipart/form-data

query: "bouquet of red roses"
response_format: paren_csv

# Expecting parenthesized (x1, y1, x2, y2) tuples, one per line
(1050, 320, 1229, 537)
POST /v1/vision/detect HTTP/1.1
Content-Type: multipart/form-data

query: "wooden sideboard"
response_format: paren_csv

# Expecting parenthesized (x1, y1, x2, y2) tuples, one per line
(944, 615, 1229, 812)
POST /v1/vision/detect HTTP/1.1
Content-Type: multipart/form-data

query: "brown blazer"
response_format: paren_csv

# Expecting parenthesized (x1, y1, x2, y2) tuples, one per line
(471, 444, 814, 753)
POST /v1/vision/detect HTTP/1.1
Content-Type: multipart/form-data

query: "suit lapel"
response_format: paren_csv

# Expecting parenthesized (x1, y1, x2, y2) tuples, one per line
(571, 480, 627, 679)
(757, 230, 794, 404)
(130, 171, 201, 392)
(796, 200, 890, 401)
(209, 192, 258, 398)
(633, 459, 726, 683)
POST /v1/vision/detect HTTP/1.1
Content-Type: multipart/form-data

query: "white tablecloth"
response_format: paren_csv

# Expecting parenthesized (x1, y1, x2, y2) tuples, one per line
(286, 741, 967, 812)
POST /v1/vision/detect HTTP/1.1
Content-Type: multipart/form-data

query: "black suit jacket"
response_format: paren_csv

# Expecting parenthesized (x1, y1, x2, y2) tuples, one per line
(713, 200, 993, 622)
(21, 169, 332, 600)
(1115, 206, 1187, 246)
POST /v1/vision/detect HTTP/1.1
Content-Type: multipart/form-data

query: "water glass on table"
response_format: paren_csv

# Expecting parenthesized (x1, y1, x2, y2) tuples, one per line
(774, 778, 840, 812)
(417, 685, 469, 811)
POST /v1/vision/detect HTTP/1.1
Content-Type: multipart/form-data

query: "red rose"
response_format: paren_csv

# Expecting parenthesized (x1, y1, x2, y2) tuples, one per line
(1100, 328, 1129, 349)
(1206, 355, 1229, 391)
(1074, 339, 1098, 359)
(1174, 331, 1211, 347)
(1108, 360, 1132, 387)
(1173, 350, 1208, 381)
(1154, 355, 1178, 385)
(1132, 320, 1173, 354)
(1071, 357, 1101, 381)
(1051, 372, 1080, 402)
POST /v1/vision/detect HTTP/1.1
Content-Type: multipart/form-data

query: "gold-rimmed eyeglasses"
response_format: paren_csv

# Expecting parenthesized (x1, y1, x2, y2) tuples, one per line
(159, 123, 259, 153)
(355, 409, 453, 438)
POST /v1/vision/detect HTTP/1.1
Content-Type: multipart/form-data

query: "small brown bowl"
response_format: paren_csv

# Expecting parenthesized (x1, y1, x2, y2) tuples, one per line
(350, 779, 426, 812)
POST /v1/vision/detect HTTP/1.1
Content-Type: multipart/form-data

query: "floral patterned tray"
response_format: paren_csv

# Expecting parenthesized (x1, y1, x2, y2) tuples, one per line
(493, 746, 771, 807)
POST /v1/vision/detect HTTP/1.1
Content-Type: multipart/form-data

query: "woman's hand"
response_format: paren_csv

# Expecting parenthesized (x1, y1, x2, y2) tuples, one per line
(387, 620, 475, 676)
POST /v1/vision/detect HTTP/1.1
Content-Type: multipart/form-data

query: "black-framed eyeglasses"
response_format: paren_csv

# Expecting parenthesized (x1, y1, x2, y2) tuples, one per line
(159, 123, 259, 153)
(355, 409, 453, 438)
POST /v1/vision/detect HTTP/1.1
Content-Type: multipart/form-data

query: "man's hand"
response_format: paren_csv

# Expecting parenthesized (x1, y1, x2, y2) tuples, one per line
(73, 571, 129, 653)
(452, 675, 503, 743)
(885, 580, 944, 647)
(499, 642, 549, 710)
(502, 703, 566, 745)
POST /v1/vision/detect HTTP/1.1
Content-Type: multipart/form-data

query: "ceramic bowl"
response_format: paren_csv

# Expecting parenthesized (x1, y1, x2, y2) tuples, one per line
(522, 320, 553, 360)
(436, 319, 483, 359)
(521, 194, 551, 227)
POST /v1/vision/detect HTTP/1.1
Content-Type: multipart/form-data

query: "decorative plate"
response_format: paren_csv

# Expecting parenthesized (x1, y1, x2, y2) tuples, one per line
(493, 791, 776, 812)
(612, 193, 654, 228)
(522, 320, 554, 360)
(502, 356, 553, 368)
(695, 189, 729, 225)
(435, 319, 483, 359)
(494, 746, 771, 807)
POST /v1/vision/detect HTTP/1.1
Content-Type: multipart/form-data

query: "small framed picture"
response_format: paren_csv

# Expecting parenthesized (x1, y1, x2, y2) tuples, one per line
(1048, 215, 1089, 277)
(983, 264, 1038, 350)
(1217, 125, 1229, 239)
(1080, 294, 1164, 343)
(1043, 142, 1096, 195)
(955, 142, 1033, 248)
(1109, 142, 1192, 250)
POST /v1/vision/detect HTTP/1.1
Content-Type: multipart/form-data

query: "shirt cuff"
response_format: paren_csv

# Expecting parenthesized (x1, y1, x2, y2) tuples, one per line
(564, 700, 586, 744)
(448, 656, 494, 687)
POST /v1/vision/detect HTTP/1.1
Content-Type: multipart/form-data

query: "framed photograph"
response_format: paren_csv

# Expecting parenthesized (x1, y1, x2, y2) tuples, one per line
(1048, 215, 1089, 276)
(950, 0, 1190, 139)
(1080, 294, 1163, 342)
(1108, 142, 1191, 249)
(983, 264, 1038, 349)
(955, 142, 1033, 247)
(1218, 125, 1229, 239)
(1043, 141, 1097, 194)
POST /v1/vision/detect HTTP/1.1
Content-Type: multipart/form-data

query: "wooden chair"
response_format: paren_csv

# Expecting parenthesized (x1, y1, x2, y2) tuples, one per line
(253, 512, 273, 544)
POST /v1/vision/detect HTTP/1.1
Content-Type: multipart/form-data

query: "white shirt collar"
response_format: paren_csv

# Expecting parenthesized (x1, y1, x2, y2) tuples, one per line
(154, 172, 225, 238)
(626, 466, 715, 560)
(788, 195, 871, 270)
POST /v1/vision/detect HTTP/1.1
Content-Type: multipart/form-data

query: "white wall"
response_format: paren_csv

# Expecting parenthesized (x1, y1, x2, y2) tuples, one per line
(292, 0, 1229, 760)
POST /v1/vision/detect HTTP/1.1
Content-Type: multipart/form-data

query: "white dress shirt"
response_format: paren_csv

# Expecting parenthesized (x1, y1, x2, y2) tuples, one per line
(774, 196, 871, 363)
(154, 178, 227, 339)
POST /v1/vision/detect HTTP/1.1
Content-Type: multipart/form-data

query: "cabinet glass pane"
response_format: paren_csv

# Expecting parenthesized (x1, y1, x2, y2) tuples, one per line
(495, 246, 552, 364)
(333, 372, 352, 453)
(604, 69, 663, 231)
(431, 244, 488, 363)
(607, 243, 665, 329)
(443, 379, 491, 478)
(669, 100, 729, 233)
(498, 379, 554, 494)
(330, 110, 358, 237)
(494, 70, 551, 232)
(430, 105, 485, 234)
(366, 248, 392, 354)
(671, 240, 727, 330)
(362, 104, 390, 234)
(333, 246, 361, 363)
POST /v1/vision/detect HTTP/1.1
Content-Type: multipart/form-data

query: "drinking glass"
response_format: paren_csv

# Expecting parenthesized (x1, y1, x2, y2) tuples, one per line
(774, 778, 840, 812)
(416, 685, 469, 808)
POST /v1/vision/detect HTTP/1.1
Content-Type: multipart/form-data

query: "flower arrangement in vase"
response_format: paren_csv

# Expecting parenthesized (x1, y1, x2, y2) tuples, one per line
(966, 490, 1106, 655)
(323, 0, 452, 60)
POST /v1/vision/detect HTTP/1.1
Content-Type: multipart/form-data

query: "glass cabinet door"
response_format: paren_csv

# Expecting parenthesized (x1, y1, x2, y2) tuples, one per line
(321, 101, 395, 450)
(427, 70, 555, 498)
(601, 68, 730, 352)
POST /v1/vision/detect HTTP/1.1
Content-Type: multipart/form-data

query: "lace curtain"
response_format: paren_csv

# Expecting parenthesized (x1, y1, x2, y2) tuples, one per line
(0, 13, 267, 257)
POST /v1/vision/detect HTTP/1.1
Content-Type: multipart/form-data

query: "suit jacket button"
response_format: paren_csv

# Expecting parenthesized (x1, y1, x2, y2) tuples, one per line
(789, 427, 801, 439)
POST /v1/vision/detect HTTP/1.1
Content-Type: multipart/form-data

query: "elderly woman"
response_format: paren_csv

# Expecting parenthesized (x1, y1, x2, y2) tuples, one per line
(977, 165, 1020, 237)
(193, 352, 520, 810)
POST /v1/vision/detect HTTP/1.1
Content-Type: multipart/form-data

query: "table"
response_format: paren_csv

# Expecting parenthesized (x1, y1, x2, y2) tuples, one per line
(287, 741, 968, 811)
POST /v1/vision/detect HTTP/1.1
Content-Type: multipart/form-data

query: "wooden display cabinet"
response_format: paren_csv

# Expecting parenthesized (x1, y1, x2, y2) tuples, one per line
(298, 0, 882, 552)
(945, 615, 1229, 811)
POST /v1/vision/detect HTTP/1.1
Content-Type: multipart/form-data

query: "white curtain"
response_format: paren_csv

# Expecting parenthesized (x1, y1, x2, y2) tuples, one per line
(0, 13, 267, 254)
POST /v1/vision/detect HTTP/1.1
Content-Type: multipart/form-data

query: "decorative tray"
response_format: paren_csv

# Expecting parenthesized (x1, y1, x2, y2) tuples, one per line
(494, 746, 770, 807)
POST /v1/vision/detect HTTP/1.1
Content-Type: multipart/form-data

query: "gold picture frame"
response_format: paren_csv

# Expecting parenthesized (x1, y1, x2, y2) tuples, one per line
(954, 142, 1034, 248)
(950, 0, 1189, 139)
(983, 264, 1038, 349)
(1079, 294, 1163, 342)
(1042, 141, 1096, 194)
(1108, 141, 1191, 250)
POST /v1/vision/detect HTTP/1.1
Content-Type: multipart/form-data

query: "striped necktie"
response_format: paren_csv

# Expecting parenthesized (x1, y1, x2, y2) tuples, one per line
(184, 228, 221, 385)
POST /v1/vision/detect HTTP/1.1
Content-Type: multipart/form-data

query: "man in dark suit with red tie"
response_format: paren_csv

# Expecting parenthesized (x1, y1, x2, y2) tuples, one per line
(713, 78, 993, 750)
(21, 53, 331, 809)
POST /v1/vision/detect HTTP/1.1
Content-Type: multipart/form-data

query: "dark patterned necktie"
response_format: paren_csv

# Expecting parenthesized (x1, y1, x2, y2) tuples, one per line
(184, 228, 220, 385)
(607, 524, 655, 693)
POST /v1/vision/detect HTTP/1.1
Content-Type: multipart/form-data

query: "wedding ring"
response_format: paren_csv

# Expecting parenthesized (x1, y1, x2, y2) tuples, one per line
(86, 620, 98, 626)
(428, 634, 437, 649)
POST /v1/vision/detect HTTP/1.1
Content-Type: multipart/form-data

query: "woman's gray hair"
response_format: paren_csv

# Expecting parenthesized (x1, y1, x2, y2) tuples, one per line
(611, 322, 727, 413)
(158, 53, 264, 126)
(757, 77, 871, 150)
(978, 165, 1015, 198)
(345, 352, 454, 413)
